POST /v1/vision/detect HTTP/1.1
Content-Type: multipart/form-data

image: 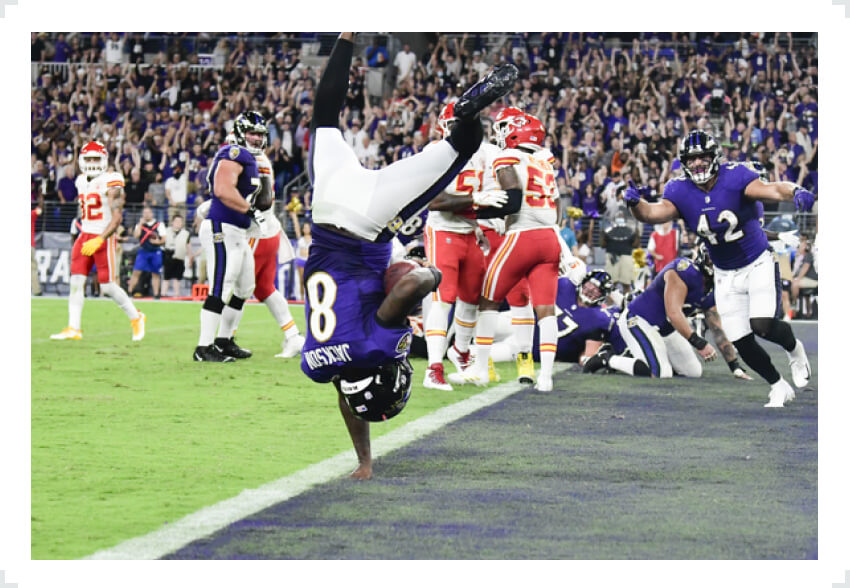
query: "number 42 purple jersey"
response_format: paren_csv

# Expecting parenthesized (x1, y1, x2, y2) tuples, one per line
(663, 162, 769, 270)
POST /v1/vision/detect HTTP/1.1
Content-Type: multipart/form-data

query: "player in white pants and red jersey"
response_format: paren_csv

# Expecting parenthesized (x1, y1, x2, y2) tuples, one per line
(247, 152, 305, 358)
(449, 113, 561, 391)
(421, 101, 510, 390)
(51, 141, 146, 341)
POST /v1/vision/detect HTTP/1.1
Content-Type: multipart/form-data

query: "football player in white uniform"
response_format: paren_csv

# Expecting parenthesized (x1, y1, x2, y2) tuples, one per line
(51, 141, 146, 341)
(449, 113, 562, 391)
(421, 101, 509, 390)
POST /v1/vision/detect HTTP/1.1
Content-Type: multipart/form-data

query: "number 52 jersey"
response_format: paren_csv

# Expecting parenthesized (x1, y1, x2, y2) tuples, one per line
(662, 162, 768, 270)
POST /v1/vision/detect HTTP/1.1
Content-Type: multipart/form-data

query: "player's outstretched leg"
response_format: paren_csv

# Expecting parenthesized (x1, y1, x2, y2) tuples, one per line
(100, 281, 146, 341)
(750, 317, 810, 388)
(453, 63, 519, 121)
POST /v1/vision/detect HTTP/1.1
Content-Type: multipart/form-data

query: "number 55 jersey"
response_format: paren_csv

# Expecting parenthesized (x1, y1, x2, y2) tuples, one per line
(662, 162, 767, 270)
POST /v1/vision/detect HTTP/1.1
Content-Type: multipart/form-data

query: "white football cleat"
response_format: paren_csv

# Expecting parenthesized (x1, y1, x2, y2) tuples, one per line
(786, 339, 810, 388)
(447, 367, 490, 387)
(764, 378, 795, 408)
(536, 373, 553, 392)
(423, 363, 453, 391)
(276, 334, 306, 358)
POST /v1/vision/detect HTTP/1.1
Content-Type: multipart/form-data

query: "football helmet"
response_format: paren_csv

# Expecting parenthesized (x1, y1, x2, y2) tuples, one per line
(691, 240, 715, 282)
(339, 358, 413, 422)
(233, 111, 268, 155)
(492, 106, 525, 146)
(78, 140, 109, 178)
(678, 130, 721, 184)
(579, 270, 614, 306)
(437, 101, 457, 138)
(502, 113, 546, 152)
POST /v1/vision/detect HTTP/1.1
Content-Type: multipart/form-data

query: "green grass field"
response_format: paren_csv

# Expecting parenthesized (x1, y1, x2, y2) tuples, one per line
(31, 297, 817, 560)
(30, 297, 484, 559)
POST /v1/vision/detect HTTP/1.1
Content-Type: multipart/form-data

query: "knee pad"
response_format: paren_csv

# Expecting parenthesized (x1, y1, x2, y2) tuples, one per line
(749, 317, 773, 339)
(203, 295, 225, 314)
(228, 295, 246, 311)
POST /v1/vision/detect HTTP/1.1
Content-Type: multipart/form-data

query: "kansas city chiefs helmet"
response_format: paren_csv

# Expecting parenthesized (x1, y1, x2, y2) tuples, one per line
(78, 141, 109, 178)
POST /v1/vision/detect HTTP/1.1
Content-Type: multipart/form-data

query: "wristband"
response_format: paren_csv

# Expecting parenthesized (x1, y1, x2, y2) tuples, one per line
(426, 265, 442, 290)
(687, 332, 708, 350)
(727, 359, 741, 373)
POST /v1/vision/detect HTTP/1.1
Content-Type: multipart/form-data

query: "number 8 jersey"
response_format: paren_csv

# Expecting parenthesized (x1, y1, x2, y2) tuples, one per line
(662, 162, 768, 270)
(75, 171, 125, 234)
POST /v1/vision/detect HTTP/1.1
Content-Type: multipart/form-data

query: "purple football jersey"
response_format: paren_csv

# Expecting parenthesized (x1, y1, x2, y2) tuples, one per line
(663, 163, 768, 270)
(207, 145, 259, 229)
(627, 258, 713, 336)
(531, 278, 618, 362)
(300, 225, 413, 383)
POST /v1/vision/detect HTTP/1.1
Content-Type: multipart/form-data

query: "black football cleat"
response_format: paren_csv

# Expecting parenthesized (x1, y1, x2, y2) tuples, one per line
(193, 344, 237, 362)
(214, 337, 253, 359)
(582, 343, 613, 374)
(454, 63, 519, 120)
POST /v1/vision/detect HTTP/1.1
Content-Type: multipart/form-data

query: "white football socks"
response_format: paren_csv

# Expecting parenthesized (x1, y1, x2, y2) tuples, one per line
(100, 281, 140, 320)
(264, 290, 300, 339)
(453, 299, 478, 354)
(537, 315, 557, 380)
(424, 300, 452, 365)
(68, 274, 86, 330)
(218, 305, 243, 340)
(511, 303, 535, 354)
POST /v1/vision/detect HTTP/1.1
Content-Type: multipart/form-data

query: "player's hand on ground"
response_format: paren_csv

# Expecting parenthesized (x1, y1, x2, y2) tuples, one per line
(698, 343, 718, 362)
(81, 236, 104, 256)
(473, 189, 509, 208)
(792, 187, 815, 212)
(624, 180, 641, 208)
(732, 367, 753, 380)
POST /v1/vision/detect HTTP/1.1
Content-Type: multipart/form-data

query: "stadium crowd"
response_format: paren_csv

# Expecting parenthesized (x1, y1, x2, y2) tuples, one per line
(31, 31, 818, 304)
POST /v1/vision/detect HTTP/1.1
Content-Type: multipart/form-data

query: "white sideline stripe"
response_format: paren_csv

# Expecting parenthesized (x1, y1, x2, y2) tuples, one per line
(83, 364, 566, 560)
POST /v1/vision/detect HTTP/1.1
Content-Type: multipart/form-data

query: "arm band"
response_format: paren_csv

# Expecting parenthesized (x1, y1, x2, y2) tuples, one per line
(475, 188, 522, 219)
(688, 332, 708, 350)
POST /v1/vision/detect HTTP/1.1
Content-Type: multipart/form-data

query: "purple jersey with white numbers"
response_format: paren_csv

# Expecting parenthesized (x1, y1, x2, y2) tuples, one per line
(627, 258, 713, 336)
(207, 144, 259, 229)
(300, 225, 413, 383)
(395, 209, 428, 246)
(531, 278, 618, 362)
(663, 163, 768, 270)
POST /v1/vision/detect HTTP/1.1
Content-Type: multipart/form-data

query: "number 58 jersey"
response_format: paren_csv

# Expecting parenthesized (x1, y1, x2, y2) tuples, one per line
(662, 163, 768, 270)
(75, 171, 125, 234)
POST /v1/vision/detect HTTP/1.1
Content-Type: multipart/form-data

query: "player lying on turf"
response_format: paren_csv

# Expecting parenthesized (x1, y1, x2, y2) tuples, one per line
(583, 243, 752, 381)
(300, 32, 517, 479)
